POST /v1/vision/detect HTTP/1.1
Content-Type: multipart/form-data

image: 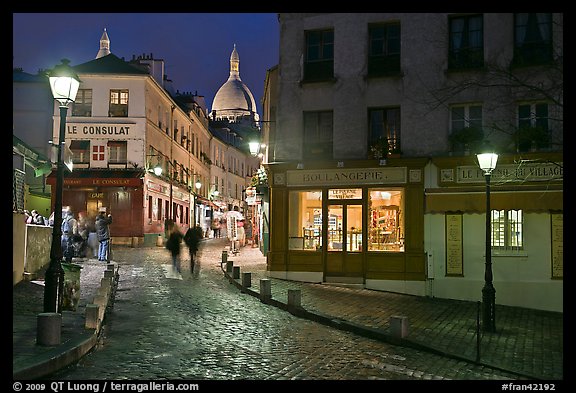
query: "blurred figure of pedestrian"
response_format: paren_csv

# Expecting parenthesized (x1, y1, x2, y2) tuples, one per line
(166, 225, 183, 273)
(31, 210, 45, 225)
(184, 224, 203, 272)
(61, 207, 78, 263)
(24, 210, 33, 224)
(95, 207, 113, 262)
(211, 217, 221, 238)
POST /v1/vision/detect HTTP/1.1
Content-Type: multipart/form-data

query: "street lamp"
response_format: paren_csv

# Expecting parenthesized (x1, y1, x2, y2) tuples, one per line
(476, 149, 499, 332)
(45, 59, 80, 313)
(249, 140, 260, 157)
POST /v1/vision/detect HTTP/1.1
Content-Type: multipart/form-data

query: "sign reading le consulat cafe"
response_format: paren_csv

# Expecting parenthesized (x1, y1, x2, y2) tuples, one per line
(268, 163, 426, 286)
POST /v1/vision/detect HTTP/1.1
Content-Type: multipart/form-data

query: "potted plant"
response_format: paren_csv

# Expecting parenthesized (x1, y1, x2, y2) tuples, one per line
(368, 137, 389, 159)
(448, 126, 484, 154)
(513, 125, 550, 152)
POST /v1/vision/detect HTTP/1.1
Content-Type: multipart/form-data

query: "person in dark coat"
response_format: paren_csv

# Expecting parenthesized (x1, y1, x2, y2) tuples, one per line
(184, 225, 203, 271)
(95, 207, 113, 261)
(166, 225, 183, 273)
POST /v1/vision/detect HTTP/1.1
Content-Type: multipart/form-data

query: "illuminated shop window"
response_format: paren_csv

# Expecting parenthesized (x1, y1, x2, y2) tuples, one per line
(491, 209, 523, 252)
(288, 190, 322, 250)
(368, 188, 405, 252)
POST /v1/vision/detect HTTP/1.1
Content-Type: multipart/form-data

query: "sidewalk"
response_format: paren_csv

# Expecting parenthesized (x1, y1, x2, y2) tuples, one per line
(13, 240, 563, 380)
(219, 240, 563, 381)
(13, 258, 117, 380)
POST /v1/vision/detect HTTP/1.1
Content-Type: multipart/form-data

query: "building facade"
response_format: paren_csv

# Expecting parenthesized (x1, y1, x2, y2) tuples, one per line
(263, 13, 563, 311)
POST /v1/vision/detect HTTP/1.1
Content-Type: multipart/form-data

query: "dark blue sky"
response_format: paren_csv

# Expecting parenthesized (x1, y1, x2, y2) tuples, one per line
(13, 13, 280, 116)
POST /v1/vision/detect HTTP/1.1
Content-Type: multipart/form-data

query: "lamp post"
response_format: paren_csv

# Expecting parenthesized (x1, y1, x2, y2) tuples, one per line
(476, 150, 499, 332)
(45, 59, 80, 313)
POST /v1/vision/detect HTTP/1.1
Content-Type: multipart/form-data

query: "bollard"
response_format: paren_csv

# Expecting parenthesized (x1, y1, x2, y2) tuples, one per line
(85, 304, 100, 329)
(222, 250, 228, 264)
(390, 315, 409, 338)
(156, 235, 163, 247)
(36, 312, 62, 346)
(242, 272, 252, 288)
(104, 269, 115, 280)
(232, 266, 240, 279)
(260, 278, 272, 302)
(287, 289, 302, 308)
(131, 236, 139, 248)
(226, 260, 233, 273)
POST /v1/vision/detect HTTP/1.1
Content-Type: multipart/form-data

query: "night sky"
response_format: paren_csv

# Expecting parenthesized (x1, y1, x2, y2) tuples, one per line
(13, 13, 280, 116)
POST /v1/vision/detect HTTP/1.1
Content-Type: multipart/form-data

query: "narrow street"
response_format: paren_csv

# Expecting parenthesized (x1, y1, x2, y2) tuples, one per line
(50, 239, 522, 380)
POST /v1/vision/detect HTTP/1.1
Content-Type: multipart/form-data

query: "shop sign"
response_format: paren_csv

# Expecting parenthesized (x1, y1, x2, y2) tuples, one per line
(455, 162, 563, 184)
(88, 192, 104, 199)
(287, 167, 407, 186)
(328, 188, 362, 199)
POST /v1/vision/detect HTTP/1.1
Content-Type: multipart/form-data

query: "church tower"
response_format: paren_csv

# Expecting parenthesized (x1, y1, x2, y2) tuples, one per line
(96, 28, 110, 59)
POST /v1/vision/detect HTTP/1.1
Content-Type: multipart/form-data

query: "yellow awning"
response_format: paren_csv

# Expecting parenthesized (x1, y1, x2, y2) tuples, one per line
(425, 190, 563, 213)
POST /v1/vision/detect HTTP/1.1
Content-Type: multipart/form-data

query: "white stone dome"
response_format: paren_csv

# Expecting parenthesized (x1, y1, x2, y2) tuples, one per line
(211, 45, 259, 122)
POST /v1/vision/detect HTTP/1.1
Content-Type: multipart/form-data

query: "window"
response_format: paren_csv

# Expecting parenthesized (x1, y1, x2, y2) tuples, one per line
(368, 189, 404, 252)
(491, 210, 523, 252)
(148, 196, 153, 220)
(451, 104, 482, 131)
(108, 141, 127, 164)
(368, 22, 401, 76)
(368, 107, 401, 157)
(513, 13, 552, 66)
(157, 198, 162, 221)
(449, 14, 484, 69)
(517, 103, 550, 151)
(518, 103, 549, 130)
(289, 191, 322, 251)
(303, 111, 333, 160)
(109, 89, 128, 117)
(72, 89, 92, 116)
(304, 29, 334, 81)
(92, 145, 105, 161)
(70, 140, 90, 164)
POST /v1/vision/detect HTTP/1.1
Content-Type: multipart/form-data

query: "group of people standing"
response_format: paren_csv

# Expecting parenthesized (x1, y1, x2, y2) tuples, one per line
(59, 206, 112, 263)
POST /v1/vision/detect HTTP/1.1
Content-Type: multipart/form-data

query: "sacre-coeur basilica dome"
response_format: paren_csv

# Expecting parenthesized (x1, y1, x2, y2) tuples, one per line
(211, 45, 260, 125)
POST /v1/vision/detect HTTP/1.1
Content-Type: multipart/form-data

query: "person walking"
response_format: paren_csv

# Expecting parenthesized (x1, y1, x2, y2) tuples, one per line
(95, 207, 113, 262)
(184, 225, 203, 272)
(166, 225, 183, 273)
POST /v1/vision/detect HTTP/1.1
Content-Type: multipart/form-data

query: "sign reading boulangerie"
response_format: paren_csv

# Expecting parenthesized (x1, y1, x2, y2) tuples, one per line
(286, 167, 407, 186)
(445, 213, 463, 276)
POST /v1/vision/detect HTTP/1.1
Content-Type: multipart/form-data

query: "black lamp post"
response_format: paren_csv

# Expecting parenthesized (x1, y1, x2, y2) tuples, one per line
(476, 150, 499, 332)
(44, 59, 80, 313)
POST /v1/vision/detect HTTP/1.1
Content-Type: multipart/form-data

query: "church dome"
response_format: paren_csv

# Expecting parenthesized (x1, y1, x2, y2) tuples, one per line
(211, 45, 259, 122)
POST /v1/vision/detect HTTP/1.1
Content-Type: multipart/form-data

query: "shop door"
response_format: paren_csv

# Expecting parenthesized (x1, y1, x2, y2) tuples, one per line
(325, 202, 363, 283)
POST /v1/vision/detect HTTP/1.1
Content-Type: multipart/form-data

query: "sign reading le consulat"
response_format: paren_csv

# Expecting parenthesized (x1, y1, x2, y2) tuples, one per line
(287, 167, 407, 186)
(67, 123, 132, 136)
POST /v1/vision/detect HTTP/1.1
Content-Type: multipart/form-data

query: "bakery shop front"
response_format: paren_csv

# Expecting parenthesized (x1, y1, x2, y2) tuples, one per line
(266, 159, 427, 294)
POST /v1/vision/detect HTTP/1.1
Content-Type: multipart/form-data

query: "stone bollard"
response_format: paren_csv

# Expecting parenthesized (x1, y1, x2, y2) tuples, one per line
(390, 315, 409, 338)
(226, 261, 233, 273)
(36, 312, 62, 346)
(260, 278, 272, 302)
(104, 269, 115, 280)
(242, 272, 252, 288)
(287, 289, 302, 308)
(85, 304, 100, 329)
(232, 266, 240, 279)
(156, 235, 163, 247)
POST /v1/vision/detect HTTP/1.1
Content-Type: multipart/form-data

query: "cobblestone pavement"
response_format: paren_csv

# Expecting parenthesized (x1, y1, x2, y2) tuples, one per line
(48, 239, 528, 381)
